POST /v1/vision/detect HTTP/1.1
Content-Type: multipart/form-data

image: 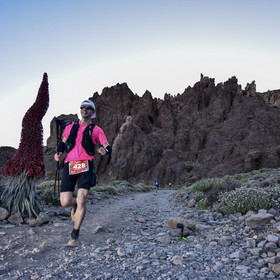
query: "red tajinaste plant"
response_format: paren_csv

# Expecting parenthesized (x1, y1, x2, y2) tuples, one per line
(1, 73, 49, 217)
(2, 73, 49, 179)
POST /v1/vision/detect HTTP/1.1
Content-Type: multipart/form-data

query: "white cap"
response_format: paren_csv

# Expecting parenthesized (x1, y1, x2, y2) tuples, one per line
(81, 99, 96, 118)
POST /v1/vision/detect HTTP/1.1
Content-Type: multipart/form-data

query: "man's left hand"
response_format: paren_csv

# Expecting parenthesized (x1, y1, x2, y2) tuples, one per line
(97, 147, 106, 156)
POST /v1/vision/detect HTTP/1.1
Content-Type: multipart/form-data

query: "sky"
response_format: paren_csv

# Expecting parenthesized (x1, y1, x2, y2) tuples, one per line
(0, 0, 279, 148)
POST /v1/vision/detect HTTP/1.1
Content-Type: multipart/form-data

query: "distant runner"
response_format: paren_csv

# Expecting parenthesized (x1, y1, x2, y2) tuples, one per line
(155, 178, 160, 193)
(54, 99, 112, 247)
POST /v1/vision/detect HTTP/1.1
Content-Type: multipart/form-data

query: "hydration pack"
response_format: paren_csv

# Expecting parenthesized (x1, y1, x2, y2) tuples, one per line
(65, 121, 96, 155)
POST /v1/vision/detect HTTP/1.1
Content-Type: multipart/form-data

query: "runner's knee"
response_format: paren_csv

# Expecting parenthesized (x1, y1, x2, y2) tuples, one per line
(60, 198, 72, 208)
(60, 193, 73, 207)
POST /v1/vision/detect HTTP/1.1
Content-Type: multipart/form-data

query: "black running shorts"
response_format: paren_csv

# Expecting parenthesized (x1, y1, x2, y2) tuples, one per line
(60, 160, 96, 192)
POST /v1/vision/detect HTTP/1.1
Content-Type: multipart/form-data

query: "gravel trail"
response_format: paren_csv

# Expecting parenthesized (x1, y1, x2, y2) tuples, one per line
(0, 190, 277, 279)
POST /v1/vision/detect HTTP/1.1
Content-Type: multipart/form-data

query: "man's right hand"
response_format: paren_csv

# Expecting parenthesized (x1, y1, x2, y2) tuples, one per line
(54, 152, 63, 161)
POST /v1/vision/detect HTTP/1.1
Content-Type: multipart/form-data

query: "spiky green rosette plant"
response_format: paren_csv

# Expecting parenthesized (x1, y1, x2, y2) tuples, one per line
(1, 73, 49, 217)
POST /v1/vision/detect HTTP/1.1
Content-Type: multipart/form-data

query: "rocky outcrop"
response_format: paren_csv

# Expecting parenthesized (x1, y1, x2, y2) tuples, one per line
(42, 76, 280, 186)
(2, 76, 280, 186)
(263, 89, 280, 109)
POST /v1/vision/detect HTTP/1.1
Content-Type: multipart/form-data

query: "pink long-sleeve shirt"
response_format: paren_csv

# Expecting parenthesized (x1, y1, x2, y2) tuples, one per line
(62, 121, 108, 162)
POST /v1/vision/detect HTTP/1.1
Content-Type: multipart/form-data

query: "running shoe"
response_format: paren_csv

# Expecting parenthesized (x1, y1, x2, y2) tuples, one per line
(66, 238, 79, 247)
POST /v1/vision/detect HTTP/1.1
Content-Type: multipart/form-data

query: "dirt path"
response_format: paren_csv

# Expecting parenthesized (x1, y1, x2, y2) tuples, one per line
(1, 189, 276, 279)
(85, 189, 178, 244)
(0, 190, 180, 279)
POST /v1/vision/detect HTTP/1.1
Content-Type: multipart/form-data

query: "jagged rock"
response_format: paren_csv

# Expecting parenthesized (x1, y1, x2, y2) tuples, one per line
(244, 81, 256, 96)
(135, 217, 146, 223)
(266, 256, 280, 264)
(0, 207, 9, 220)
(8, 212, 23, 225)
(273, 222, 280, 232)
(156, 235, 171, 244)
(27, 212, 50, 227)
(272, 263, 280, 275)
(195, 224, 212, 231)
(219, 235, 233, 246)
(264, 242, 277, 253)
(1, 76, 278, 185)
(263, 89, 280, 109)
(245, 213, 274, 227)
(267, 235, 279, 243)
(188, 199, 196, 208)
(171, 255, 184, 265)
(93, 225, 106, 233)
(246, 238, 256, 248)
(229, 250, 245, 260)
(249, 248, 263, 256)
(236, 265, 250, 275)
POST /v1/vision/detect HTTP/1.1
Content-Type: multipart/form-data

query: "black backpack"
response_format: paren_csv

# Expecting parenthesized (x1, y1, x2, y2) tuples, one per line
(65, 121, 96, 155)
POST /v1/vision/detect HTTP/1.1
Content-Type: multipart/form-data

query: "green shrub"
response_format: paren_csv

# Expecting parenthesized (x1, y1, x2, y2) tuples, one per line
(204, 177, 242, 206)
(232, 173, 249, 183)
(184, 177, 241, 206)
(40, 189, 60, 206)
(254, 178, 277, 188)
(135, 183, 152, 192)
(108, 180, 134, 192)
(218, 187, 280, 215)
(251, 168, 272, 175)
(198, 200, 208, 210)
(92, 185, 118, 195)
(178, 186, 188, 193)
(37, 180, 56, 191)
(186, 178, 213, 193)
(91, 181, 152, 195)
(193, 191, 205, 202)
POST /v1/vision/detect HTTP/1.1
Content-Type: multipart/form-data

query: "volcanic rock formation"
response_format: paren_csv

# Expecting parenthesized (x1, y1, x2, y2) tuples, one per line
(44, 75, 280, 186)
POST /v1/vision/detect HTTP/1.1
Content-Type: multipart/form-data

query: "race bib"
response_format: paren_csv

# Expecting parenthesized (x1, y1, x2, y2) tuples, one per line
(69, 160, 89, 175)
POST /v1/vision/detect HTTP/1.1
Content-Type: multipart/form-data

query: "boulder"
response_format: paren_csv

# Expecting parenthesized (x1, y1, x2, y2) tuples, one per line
(8, 212, 23, 225)
(272, 263, 280, 275)
(245, 213, 274, 227)
(27, 212, 50, 227)
(168, 217, 196, 231)
(188, 199, 197, 208)
(0, 207, 9, 220)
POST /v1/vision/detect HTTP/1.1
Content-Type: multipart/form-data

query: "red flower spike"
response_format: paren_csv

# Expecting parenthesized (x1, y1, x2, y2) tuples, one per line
(2, 73, 49, 179)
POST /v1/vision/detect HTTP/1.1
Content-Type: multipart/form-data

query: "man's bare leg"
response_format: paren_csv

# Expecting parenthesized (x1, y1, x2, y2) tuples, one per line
(60, 191, 76, 208)
(62, 189, 88, 247)
(74, 188, 89, 230)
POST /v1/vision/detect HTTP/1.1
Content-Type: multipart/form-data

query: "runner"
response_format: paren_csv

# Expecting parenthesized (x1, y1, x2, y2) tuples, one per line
(155, 178, 160, 193)
(54, 99, 111, 247)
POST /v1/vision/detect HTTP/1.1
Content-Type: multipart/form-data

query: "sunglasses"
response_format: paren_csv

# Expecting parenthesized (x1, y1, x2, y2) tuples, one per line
(80, 106, 93, 110)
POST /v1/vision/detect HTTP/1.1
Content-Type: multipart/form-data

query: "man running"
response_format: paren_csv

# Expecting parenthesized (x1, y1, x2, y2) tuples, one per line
(54, 99, 111, 247)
